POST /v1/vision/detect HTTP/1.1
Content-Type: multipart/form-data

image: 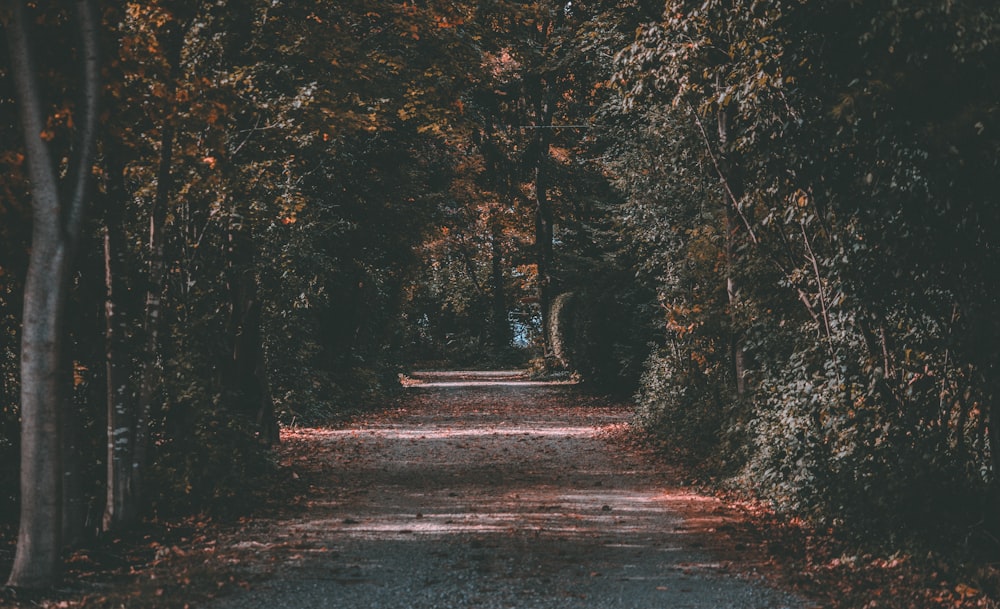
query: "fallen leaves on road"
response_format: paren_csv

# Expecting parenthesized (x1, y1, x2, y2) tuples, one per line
(3, 376, 999, 608)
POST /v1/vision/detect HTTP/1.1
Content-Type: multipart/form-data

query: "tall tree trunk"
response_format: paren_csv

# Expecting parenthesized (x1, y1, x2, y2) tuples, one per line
(716, 89, 746, 398)
(525, 11, 555, 357)
(101, 182, 136, 530)
(489, 204, 509, 348)
(132, 120, 173, 512)
(255, 339, 279, 447)
(238, 280, 279, 447)
(6, 0, 100, 588)
(724, 207, 746, 397)
(60, 349, 84, 547)
(223, 227, 278, 446)
(530, 82, 555, 356)
(534, 154, 554, 355)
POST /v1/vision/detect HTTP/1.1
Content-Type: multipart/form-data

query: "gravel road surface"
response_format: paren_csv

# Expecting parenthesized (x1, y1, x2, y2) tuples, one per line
(206, 372, 806, 609)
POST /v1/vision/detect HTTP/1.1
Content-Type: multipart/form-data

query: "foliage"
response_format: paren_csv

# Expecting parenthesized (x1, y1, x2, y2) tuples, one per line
(547, 254, 657, 393)
(0, 0, 483, 529)
(610, 0, 1000, 545)
(3, 0, 1000, 588)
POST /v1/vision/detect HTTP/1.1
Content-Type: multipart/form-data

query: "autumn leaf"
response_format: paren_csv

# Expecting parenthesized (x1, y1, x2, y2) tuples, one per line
(955, 583, 980, 599)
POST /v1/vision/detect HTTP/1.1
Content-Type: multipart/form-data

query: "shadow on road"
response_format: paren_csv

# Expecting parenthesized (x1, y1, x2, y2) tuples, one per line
(206, 371, 805, 609)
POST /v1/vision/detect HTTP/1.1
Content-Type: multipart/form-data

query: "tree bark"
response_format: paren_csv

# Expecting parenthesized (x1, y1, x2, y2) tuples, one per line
(530, 80, 555, 356)
(716, 90, 746, 398)
(101, 194, 136, 531)
(534, 153, 554, 355)
(6, 0, 100, 588)
(724, 207, 746, 397)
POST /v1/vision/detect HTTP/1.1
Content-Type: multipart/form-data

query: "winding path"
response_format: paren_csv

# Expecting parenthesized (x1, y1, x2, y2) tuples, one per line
(207, 372, 805, 608)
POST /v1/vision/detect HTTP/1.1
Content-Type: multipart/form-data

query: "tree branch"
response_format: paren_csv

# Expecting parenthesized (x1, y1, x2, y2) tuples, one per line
(800, 220, 832, 341)
(686, 100, 759, 245)
(64, 0, 101, 246)
(7, 0, 61, 223)
(686, 99, 824, 326)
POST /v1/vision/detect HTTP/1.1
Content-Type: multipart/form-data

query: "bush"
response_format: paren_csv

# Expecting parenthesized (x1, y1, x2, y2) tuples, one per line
(633, 347, 732, 461)
(149, 404, 275, 518)
(740, 323, 992, 543)
(548, 269, 656, 395)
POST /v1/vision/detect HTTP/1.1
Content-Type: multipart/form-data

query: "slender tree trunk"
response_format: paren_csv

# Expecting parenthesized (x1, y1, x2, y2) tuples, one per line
(724, 208, 746, 397)
(6, 0, 100, 588)
(534, 158, 554, 354)
(240, 282, 279, 446)
(524, 11, 556, 357)
(716, 89, 746, 397)
(60, 349, 84, 547)
(101, 199, 136, 531)
(132, 121, 172, 511)
(255, 340, 279, 447)
(223, 226, 279, 445)
(531, 83, 555, 355)
(489, 204, 509, 348)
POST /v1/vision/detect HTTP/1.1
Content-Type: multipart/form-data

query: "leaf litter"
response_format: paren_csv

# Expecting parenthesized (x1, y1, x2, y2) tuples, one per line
(4, 372, 992, 608)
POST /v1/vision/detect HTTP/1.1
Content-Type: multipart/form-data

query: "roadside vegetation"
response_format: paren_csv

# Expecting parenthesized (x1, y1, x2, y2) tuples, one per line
(2, 1, 1000, 605)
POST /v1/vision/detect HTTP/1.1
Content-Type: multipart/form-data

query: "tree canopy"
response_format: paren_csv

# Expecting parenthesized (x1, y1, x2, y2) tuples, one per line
(2, 0, 1000, 590)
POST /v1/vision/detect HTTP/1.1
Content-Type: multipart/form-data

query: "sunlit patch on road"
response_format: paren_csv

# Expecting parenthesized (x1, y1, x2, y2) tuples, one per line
(399, 369, 576, 388)
(208, 374, 805, 609)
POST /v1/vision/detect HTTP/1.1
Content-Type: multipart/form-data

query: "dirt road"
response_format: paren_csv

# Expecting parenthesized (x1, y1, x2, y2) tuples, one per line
(206, 372, 805, 608)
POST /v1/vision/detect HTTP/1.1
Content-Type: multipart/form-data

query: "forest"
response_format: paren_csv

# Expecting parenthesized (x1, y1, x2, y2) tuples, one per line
(2, 0, 1000, 600)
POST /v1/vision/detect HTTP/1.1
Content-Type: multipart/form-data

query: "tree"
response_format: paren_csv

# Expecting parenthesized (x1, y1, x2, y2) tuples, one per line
(5, 0, 101, 588)
(610, 0, 1000, 538)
